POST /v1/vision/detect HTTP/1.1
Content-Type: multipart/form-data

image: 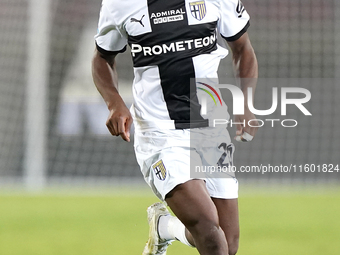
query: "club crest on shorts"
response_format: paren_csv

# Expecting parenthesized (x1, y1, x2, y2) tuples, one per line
(189, 1, 206, 21)
(152, 159, 167, 181)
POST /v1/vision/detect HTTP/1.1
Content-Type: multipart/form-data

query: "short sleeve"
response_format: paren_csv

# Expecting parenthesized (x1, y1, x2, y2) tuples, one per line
(94, 1, 127, 55)
(218, 0, 250, 41)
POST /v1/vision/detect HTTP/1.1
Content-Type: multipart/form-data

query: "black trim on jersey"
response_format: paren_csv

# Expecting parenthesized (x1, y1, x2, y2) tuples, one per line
(146, 0, 209, 129)
(96, 43, 127, 55)
(129, 0, 209, 129)
(222, 21, 250, 42)
(158, 58, 208, 129)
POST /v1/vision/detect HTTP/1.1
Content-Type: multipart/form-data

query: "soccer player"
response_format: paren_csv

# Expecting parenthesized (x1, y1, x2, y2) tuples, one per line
(92, 0, 258, 254)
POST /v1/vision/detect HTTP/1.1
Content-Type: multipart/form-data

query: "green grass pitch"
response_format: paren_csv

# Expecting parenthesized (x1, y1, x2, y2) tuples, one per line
(0, 186, 340, 255)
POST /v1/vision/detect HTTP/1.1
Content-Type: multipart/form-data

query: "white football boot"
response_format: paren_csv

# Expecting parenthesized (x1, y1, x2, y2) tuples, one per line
(142, 202, 173, 255)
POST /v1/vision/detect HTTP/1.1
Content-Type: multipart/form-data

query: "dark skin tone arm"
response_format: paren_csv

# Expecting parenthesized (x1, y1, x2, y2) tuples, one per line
(92, 49, 133, 142)
(227, 32, 259, 140)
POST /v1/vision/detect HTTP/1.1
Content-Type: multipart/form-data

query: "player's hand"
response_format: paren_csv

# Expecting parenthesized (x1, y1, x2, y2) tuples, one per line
(106, 103, 133, 142)
(234, 108, 258, 142)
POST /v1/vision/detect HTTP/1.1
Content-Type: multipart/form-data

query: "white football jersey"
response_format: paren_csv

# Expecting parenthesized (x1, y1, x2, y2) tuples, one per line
(95, 0, 250, 131)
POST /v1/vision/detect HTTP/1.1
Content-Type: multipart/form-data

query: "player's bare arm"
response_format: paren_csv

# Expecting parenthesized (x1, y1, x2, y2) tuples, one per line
(228, 32, 259, 141)
(92, 49, 132, 142)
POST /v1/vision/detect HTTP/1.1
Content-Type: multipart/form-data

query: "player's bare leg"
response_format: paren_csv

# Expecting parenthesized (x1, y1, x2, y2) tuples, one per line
(177, 198, 240, 255)
(165, 179, 229, 255)
(212, 198, 240, 255)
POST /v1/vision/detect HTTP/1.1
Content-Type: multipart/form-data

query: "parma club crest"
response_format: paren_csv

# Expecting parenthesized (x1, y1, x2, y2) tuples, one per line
(152, 159, 167, 181)
(189, 1, 206, 21)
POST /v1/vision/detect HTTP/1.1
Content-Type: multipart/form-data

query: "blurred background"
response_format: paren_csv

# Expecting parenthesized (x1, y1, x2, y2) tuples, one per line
(0, 0, 340, 254)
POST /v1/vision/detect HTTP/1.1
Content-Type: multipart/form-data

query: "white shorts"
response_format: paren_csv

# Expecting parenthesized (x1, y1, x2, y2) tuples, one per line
(134, 127, 238, 201)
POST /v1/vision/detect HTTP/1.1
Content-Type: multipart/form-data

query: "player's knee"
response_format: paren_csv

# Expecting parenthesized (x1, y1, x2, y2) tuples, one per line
(228, 245, 238, 255)
(190, 221, 224, 251)
(228, 235, 239, 255)
(189, 217, 219, 235)
(199, 224, 222, 251)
